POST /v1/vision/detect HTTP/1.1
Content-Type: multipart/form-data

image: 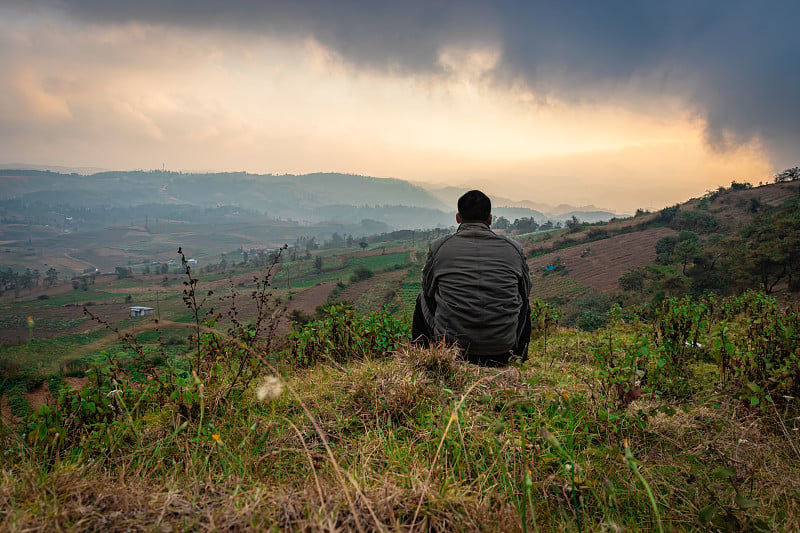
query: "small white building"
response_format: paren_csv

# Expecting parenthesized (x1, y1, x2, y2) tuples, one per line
(129, 306, 154, 318)
(186, 258, 198, 266)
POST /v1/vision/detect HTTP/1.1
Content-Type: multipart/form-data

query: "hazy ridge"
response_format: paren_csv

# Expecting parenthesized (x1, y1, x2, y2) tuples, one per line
(0, 169, 623, 230)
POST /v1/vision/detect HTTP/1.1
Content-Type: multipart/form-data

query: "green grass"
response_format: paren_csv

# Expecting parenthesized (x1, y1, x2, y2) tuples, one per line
(2, 336, 796, 531)
(532, 273, 591, 302)
(2, 252, 798, 530)
(0, 331, 107, 374)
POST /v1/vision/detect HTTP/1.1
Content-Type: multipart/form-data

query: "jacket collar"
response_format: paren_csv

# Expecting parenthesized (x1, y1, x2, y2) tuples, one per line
(457, 222, 491, 231)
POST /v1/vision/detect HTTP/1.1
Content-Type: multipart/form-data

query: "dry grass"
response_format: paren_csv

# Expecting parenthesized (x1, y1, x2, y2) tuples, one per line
(2, 338, 800, 531)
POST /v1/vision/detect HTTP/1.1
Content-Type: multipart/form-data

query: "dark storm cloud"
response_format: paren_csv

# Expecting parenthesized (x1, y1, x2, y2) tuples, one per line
(32, 0, 800, 166)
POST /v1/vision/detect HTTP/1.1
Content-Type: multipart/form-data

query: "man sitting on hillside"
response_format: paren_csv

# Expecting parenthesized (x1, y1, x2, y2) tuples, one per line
(412, 190, 532, 366)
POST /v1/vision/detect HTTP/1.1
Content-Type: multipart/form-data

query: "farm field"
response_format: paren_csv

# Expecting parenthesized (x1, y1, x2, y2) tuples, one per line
(0, 242, 419, 409)
(528, 227, 678, 293)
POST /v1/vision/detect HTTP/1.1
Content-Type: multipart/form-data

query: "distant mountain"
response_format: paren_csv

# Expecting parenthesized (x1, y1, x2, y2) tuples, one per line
(0, 169, 451, 229)
(0, 168, 626, 230)
(0, 162, 107, 174)
(419, 184, 624, 222)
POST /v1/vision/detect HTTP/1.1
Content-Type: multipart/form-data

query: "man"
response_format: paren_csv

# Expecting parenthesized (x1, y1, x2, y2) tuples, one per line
(412, 190, 532, 366)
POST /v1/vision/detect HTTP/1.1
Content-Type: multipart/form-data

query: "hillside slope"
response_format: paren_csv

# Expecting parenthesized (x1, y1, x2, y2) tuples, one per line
(521, 180, 800, 302)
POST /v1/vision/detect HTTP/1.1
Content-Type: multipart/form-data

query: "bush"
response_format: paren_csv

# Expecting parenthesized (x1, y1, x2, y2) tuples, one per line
(669, 210, 719, 233)
(563, 291, 613, 331)
(649, 296, 711, 397)
(350, 267, 373, 282)
(61, 357, 88, 377)
(657, 205, 680, 224)
(711, 291, 800, 407)
(287, 303, 410, 366)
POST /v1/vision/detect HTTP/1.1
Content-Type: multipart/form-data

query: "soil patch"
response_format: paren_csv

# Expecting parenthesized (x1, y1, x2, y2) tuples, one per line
(528, 227, 678, 293)
(335, 269, 408, 306)
(274, 282, 339, 336)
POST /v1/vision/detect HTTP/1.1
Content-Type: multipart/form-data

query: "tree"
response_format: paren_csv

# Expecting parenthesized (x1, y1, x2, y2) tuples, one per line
(493, 216, 510, 230)
(115, 266, 133, 279)
(774, 166, 800, 182)
(673, 239, 704, 274)
(565, 215, 581, 229)
(740, 202, 800, 294)
(44, 267, 59, 287)
(511, 217, 539, 233)
(539, 220, 554, 231)
(359, 241, 368, 250)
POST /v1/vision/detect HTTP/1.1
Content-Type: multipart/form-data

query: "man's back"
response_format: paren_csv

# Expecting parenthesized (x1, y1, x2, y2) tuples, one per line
(421, 222, 530, 356)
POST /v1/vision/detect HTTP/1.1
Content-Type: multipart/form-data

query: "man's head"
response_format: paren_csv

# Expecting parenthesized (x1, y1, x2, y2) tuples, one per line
(456, 190, 492, 225)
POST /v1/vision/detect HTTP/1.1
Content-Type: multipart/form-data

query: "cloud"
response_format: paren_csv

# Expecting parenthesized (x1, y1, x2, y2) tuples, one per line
(27, 0, 797, 168)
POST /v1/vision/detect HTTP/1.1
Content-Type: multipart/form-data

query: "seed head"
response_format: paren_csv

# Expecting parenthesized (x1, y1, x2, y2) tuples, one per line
(257, 376, 284, 401)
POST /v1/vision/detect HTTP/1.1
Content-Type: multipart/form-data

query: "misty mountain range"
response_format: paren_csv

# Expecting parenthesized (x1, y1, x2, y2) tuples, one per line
(0, 169, 624, 230)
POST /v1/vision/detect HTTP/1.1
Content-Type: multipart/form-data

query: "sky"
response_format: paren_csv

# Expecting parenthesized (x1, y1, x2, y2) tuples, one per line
(1, 1, 797, 213)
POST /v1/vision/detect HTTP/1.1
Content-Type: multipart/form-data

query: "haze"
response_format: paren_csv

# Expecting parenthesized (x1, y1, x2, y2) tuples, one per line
(2, 1, 797, 213)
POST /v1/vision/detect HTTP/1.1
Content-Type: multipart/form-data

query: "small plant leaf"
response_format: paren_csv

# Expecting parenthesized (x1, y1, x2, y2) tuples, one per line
(711, 467, 736, 480)
(699, 504, 719, 524)
(734, 493, 758, 509)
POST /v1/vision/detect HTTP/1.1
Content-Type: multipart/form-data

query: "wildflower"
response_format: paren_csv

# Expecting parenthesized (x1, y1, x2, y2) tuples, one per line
(256, 376, 284, 401)
(211, 433, 221, 443)
(561, 390, 570, 401)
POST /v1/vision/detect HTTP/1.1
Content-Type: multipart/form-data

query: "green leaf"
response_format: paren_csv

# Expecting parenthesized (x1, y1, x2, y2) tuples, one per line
(699, 504, 719, 524)
(711, 467, 736, 480)
(735, 493, 758, 509)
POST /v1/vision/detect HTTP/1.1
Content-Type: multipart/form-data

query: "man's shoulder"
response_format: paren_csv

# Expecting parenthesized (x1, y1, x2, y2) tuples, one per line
(496, 233, 525, 255)
(432, 226, 525, 257)
(429, 232, 458, 255)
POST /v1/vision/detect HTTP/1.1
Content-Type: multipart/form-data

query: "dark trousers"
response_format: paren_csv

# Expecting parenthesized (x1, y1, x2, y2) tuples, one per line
(412, 293, 531, 367)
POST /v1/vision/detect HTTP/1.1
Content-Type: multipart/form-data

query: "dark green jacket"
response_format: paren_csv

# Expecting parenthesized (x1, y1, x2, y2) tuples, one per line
(421, 222, 531, 355)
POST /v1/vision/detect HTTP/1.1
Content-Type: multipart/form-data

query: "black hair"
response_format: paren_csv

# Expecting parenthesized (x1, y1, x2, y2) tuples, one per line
(457, 190, 491, 222)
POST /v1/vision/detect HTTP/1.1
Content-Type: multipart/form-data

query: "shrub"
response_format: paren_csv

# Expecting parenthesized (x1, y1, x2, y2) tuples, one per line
(350, 267, 374, 282)
(670, 210, 719, 233)
(287, 303, 410, 367)
(563, 291, 613, 331)
(657, 205, 680, 224)
(711, 291, 800, 407)
(649, 296, 711, 397)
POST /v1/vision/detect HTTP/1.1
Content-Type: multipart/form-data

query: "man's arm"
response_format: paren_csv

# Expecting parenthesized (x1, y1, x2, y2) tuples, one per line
(421, 241, 438, 298)
(518, 250, 531, 301)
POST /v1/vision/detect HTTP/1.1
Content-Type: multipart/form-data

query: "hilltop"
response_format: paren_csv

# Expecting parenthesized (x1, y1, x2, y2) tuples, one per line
(521, 179, 800, 319)
(1, 173, 800, 531)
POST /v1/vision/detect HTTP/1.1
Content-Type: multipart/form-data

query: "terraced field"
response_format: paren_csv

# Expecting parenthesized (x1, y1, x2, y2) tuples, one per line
(527, 226, 677, 293)
(530, 273, 591, 302)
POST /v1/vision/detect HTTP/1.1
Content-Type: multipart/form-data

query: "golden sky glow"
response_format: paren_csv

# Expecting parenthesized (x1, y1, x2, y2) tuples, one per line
(0, 6, 781, 213)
